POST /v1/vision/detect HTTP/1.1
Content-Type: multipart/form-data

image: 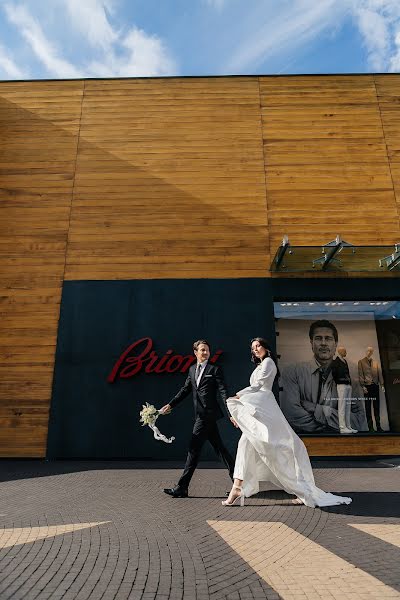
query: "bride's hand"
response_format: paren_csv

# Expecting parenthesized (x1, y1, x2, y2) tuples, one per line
(230, 417, 239, 428)
(159, 404, 171, 415)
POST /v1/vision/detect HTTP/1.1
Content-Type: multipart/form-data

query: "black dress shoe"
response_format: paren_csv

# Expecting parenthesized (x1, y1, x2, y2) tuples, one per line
(163, 487, 188, 498)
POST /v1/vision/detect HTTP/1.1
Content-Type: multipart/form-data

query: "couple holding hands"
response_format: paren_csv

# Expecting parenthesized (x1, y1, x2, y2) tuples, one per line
(160, 338, 352, 508)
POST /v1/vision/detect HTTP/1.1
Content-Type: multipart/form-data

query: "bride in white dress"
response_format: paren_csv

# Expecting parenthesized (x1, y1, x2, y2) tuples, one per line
(223, 338, 352, 508)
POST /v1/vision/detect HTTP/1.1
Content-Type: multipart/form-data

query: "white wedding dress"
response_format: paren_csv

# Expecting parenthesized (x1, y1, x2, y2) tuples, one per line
(227, 357, 352, 508)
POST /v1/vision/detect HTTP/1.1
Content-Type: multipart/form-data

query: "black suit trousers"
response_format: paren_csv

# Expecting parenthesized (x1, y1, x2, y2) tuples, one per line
(178, 416, 235, 489)
(364, 384, 381, 429)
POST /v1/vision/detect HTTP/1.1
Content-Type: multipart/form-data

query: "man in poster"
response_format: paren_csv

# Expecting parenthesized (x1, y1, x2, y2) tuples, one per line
(280, 320, 365, 433)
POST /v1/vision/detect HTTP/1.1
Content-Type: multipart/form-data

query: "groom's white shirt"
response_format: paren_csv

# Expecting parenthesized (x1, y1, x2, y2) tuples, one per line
(196, 360, 208, 386)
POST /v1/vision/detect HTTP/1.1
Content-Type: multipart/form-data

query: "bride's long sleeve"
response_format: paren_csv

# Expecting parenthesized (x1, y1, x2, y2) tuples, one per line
(236, 358, 275, 397)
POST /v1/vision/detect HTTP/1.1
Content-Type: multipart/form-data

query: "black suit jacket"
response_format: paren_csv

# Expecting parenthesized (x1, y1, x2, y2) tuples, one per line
(331, 356, 351, 385)
(169, 362, 229, 421)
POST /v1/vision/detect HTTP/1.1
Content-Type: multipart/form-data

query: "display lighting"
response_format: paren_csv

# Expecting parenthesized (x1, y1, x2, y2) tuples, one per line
(312, 235, 354, 270)
(379, 243, 400, 271)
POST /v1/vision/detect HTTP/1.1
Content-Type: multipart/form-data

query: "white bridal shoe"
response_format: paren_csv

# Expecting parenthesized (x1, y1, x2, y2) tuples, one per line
(222, 485, 245, 506)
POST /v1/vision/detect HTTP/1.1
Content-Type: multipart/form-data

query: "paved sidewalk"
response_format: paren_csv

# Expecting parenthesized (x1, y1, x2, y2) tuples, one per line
(0, 459, 399, 600)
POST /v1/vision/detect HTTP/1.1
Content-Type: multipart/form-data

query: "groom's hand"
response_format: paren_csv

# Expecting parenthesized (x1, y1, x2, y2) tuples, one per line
(159, 404, 172, 415)
(230, 417, 239, 428)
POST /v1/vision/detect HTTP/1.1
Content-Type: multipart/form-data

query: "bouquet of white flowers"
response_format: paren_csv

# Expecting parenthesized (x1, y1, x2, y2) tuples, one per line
(139, 403, 175, 444)
(140, 403, 159, 426)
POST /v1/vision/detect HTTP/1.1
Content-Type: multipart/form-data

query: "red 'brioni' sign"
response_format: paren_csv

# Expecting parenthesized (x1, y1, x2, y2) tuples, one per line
(108, 337, 223, 382)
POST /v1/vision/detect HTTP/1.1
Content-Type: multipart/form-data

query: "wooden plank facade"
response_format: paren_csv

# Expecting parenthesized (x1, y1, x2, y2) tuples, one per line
(1, 74, 399, 457)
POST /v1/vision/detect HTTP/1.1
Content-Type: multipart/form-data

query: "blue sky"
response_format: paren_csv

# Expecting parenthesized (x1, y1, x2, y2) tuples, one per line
(0, 0, 399, 80)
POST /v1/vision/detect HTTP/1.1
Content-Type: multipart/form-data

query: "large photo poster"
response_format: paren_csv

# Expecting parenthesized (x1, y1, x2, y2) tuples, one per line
(275, 300, 400, 435)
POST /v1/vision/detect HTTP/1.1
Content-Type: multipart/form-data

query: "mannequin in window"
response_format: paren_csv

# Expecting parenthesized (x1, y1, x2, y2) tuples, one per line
(331, 347, 357, 434)
(358, 347, 385, 432)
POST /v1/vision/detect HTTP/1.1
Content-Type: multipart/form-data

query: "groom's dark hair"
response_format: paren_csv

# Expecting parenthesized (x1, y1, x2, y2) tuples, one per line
(193, 339, 210, 351)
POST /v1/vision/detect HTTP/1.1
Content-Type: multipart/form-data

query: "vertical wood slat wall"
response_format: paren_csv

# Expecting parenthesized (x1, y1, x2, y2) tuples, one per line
(1, 75, 399, 457)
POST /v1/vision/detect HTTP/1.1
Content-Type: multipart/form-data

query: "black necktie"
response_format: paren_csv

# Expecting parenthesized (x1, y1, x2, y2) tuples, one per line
(196, 363, 202, 381)
(317, 368, 327, 401)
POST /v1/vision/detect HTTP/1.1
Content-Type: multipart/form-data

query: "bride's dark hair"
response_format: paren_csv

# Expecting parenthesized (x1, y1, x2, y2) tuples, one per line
(250, 337, 279, 373)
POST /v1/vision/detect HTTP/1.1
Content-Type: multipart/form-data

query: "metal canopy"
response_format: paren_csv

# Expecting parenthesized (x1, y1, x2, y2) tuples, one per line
(270, 235, 400, 273)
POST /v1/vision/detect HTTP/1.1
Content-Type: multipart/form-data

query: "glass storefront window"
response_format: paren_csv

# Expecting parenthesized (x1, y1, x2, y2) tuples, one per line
(274, 300, 400, 435)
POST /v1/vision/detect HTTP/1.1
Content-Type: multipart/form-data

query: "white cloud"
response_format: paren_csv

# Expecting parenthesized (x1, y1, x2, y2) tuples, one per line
(119, 27, 176, 76)
(351, 0, 400, 71)
(222, 0, 400, 74)
(2, 0, 399, 80)
(86, 21, 177, 77)
(204, 0, 228, 10)
(0, 44, 27, 78)
(2, 1, 177, 79)
(353, 7, 389, 70)
(87, 31, 176, 77)
(225, 0, 348, 73)
(4, 3, 83, 78)
(390, 30, 400, 70)
(62, 0, 118, 50)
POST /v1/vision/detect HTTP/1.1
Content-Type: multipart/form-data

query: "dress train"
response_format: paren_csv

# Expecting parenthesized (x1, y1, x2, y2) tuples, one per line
(228, 358, 352, 508)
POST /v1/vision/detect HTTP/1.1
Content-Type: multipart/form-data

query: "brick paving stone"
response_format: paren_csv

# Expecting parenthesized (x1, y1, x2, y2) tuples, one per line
(0, 460, 399, 599)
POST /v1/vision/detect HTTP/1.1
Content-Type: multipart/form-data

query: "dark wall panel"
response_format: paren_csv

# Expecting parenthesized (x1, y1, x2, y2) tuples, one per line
(47, 277, 400, 459)
(47, 279, 275, 459)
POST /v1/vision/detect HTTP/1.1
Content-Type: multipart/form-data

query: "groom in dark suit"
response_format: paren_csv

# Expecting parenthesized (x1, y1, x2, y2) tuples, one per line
(160, 339, 235, 497)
